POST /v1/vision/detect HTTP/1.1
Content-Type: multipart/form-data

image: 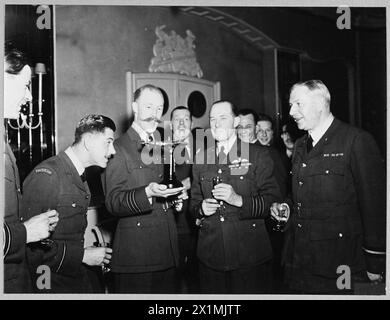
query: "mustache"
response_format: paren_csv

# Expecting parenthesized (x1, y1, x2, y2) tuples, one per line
(140, 117, 162, 123)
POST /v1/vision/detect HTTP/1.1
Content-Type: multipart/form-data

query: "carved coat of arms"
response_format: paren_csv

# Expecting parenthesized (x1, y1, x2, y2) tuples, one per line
(148, 25, 203, 78)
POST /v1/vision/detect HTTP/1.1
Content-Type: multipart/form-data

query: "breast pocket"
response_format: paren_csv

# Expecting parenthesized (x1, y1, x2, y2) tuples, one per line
(55, 194, 87, 236)
(306, 159, 346, 204)
(199, 172, 214, 199)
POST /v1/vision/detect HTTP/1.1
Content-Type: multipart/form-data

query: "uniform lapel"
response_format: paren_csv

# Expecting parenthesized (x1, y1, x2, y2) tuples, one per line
(59, 151, 88, 192)
(4, 142, 21, 191)
(306, 118, 339, 160)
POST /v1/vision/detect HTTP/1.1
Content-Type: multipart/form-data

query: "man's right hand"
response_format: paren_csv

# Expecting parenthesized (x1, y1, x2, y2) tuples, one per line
(23, 210, 59, 244)
(82, 246, 113, 266)
(145, 182, 184, 198)
(201, 198, 220, 216)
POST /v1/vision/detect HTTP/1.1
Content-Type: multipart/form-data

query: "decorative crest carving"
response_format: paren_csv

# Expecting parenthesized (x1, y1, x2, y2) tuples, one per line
(148, 25, 203, 78)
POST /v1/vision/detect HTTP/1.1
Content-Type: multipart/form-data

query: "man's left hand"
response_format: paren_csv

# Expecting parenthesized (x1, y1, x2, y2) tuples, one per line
(212, 183, 243, 207)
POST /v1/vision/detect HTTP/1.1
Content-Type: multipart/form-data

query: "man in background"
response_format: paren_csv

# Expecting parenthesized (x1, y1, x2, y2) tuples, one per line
(170, 106, 199, 293)
(238, 108, 287, 292)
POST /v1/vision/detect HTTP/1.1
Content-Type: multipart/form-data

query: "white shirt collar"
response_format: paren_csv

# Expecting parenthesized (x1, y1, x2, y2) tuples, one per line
(309, 114, 334, 146)
(65, 146, 85, 176)
(132, 121, 152, 142)
(217, 134, 237, 155)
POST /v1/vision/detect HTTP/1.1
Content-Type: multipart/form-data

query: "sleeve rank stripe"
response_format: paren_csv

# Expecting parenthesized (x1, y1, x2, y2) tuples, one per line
(126, 190, 137, 214)
(131, 189, 141, 214)
(56, 243, 67, 273)
(260, 196, 265, 217)
(3, 223, 11, 257)
(252, 196, 258, 218)
(363, 247, 386, 255)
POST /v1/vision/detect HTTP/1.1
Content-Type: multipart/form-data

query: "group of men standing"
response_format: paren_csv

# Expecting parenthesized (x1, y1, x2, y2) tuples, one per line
(3, 45, 386, 295)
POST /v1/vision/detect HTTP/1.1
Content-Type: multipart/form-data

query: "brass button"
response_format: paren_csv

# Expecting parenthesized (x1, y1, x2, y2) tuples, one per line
(139, 165, 143, 169)
(72, 203, 76, 207)
(302, 163, 307, 168)
(85, 195, 89, 199)
(299, 181, 303, 186)
(17, 188, 21, 193)
(239, 176, 244, 180)
(220, 216, 225, 222)
(297, 223, 302, 228)
(325, 170, 330, 174)
(20, 217, 24, 222)
(136, 222, 141, 227)
(218, 169, 222, 174)
(339, 233, 343, 238)
(252, 223, 256, 227)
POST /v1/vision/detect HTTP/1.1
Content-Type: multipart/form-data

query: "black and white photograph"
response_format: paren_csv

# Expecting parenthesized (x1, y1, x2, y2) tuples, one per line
(1, 0, 388, 302)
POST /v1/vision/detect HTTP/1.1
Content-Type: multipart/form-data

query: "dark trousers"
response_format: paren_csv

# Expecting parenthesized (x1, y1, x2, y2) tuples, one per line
(113, 268, 176, 294)
(177, 232, 199, 293)
(265, 217, 285, 292)
(199, 261, 272, 294)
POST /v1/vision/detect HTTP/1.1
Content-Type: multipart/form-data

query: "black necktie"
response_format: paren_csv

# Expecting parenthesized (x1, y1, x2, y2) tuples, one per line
(80, 172, 87, 182)
(306, 135, 313, 153)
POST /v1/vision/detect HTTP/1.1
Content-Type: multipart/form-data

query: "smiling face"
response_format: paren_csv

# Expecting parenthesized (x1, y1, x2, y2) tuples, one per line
(289, 85, 323, 132)
(4, 64, 32, 119)
(171, 108, 192, 141)
(133, 88, 164, 134)
(256, 120, 274, 146)
(237, 113, 256, 143)
(210, 102, 239, 143)
(87, 128, 116, 168)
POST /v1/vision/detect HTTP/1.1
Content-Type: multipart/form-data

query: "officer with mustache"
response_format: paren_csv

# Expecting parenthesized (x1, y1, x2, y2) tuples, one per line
(103, 84, 184, 293)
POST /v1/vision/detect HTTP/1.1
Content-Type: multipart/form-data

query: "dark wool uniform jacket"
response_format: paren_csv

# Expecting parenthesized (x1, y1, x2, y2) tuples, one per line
(284, 118, 386, 292)
(102, 127, 179, 273)
(22, 151, 92, 293)
(3, 142, 32, 293)
(190, 138, 282, 271)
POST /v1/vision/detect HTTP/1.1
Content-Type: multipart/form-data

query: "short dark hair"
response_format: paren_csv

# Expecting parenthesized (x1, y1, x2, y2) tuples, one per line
(211, 100, 238, 116)
(133, 84, 163, 102)
(237, 108, 259, 123)
(257, 113, 274, 129)
(170, 106, 192, 120)
(73, 114, 116, 145)
(4, 42, 30, 75)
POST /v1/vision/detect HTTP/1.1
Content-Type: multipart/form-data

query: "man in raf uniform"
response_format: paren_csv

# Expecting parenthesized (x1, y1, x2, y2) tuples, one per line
(272, 80, 386, 294)
(191, 100, 281, 294)
(22, 114, 116, 293)
(103, 84, 184, 293)
(170, 106, 199, 293)
(3, 44, 59, 293)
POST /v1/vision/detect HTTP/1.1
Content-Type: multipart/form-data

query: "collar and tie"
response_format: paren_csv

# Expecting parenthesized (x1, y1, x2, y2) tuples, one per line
(217, 146, 227, 164)
(306, 135, 313, 153)
(80, 171, 87, 182)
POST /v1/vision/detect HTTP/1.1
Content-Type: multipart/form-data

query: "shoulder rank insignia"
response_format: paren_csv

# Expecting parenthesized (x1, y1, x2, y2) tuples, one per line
(35, 168, 52, 175)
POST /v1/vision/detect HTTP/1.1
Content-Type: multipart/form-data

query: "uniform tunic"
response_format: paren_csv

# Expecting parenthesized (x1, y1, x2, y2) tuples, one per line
(22, 151, 91, 293)
(102, 127, 179, 276)
(191, 138, 282, 273)
(284, 118, 386, 293)
(3, 142, 31, 293)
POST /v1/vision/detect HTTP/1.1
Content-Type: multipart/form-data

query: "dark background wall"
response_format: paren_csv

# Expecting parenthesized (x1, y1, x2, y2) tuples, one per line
(55, 6, 264, 151)
(6, 5, 386, 158)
